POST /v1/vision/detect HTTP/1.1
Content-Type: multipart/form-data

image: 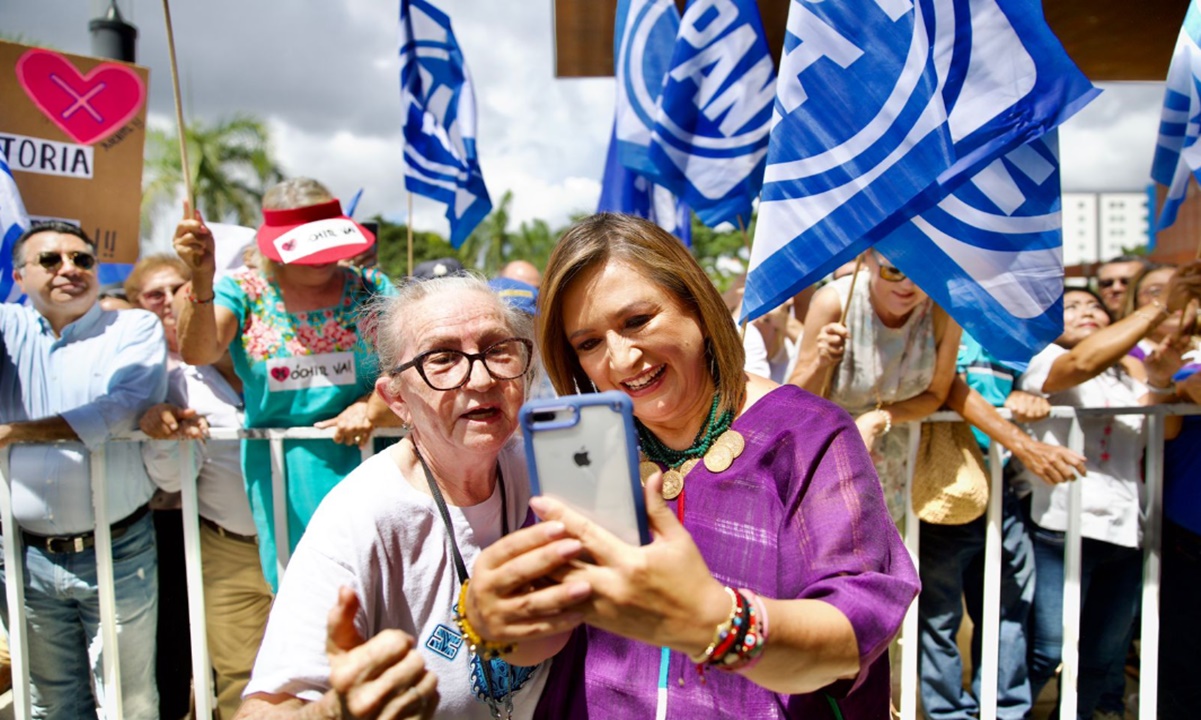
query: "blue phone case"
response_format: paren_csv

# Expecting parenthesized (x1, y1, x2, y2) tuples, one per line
(519, 391, 651, 546)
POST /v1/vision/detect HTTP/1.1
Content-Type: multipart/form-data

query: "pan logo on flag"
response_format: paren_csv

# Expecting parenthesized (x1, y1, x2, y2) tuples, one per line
(655, 0, 774, 154)
(765, 0, 935, 191)
(620, 0, 679, 132)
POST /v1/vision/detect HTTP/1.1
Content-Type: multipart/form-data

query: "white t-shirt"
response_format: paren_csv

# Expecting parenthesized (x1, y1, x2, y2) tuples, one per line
(143, 359, 256, 536)
(742, 322, 799, 385)
(1016, 344, 1147, 548)
(246, 445, 548, 719)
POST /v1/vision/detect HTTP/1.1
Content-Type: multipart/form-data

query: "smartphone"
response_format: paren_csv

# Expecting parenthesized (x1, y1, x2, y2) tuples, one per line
(519, 391, 651, 546)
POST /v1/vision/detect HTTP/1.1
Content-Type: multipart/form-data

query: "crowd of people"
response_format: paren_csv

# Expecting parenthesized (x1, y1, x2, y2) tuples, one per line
(0, 185, 1198, 720)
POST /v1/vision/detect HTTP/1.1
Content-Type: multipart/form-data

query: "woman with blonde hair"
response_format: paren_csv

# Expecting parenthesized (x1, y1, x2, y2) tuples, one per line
(172, 177, 397, 589)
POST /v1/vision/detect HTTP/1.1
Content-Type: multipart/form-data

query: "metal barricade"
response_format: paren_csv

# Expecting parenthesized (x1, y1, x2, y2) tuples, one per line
(1, 406, 1196, 719)
(0, 426, 406, 720)
(895, 404, 1201, 720)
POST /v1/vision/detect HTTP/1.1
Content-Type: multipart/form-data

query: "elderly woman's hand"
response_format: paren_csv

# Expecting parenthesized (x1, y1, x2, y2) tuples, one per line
(815, 322, 849, 367)
(172, 203, 217, 281)
(316, 400, 374, 446)
(530, 473, 732, 658)
(465, 521, 590, 646)
(140, 403, 209, 440)
(1010, 435, 1086, 485)
(326, 587, 439, 720)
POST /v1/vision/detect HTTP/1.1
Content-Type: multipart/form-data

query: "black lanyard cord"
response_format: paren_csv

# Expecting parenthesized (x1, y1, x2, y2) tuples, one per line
(410, 438, 508, 585)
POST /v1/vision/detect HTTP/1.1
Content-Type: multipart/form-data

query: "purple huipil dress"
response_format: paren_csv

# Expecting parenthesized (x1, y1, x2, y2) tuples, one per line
(535, 385, 919, 719)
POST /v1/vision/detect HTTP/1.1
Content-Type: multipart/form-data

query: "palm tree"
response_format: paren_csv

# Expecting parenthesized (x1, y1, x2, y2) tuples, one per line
(458, 190, 513, 275)
(142, 115, 283, 233)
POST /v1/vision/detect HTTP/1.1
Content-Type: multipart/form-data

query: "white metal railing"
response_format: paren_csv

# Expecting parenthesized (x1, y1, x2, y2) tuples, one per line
(0, 426, 407, 720)
(1, 406, 1197, 719)
(896, 404, 1201, 720)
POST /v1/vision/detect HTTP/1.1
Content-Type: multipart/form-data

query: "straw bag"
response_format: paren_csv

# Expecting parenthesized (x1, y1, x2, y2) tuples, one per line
(911, 422, 989, 525)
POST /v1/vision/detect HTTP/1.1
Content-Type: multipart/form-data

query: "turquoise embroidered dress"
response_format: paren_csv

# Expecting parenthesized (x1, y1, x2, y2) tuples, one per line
(215, 266, 396, 589)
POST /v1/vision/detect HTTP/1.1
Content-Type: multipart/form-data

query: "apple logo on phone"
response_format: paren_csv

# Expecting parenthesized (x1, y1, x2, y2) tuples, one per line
(573, 447, 591, 467)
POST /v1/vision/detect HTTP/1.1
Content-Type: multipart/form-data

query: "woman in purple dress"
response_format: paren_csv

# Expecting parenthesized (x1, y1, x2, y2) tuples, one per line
(460, 214, 919, 718)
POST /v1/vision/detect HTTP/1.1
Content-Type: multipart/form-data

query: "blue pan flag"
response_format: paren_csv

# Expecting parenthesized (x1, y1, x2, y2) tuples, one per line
(398, 0, 491, 247)
(0, 148, 29, 303)
(1152, 0, 1201, 235)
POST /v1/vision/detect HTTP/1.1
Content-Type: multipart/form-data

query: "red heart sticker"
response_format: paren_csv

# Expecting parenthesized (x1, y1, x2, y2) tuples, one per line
(15, 49, 146, 146)
(270, 366, 291, 382)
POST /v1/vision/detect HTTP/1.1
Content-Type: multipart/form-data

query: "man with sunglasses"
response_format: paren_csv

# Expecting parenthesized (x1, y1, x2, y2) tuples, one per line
(1096, 254, 1149, 318)
(0, 221, 168, 718)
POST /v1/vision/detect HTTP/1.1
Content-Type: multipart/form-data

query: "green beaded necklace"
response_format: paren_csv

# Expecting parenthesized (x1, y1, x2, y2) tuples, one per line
(635, 393, 733, 468)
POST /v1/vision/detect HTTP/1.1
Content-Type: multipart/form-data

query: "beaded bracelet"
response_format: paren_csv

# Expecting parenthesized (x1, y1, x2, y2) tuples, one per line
(188, 289, 214, 305)
(878, 408, 893, 436)
(453, 579, 515, 659)
(689, 587, 741, 665)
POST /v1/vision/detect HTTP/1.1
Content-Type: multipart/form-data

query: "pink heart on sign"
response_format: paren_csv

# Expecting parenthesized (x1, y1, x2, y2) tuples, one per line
(15, 49, 146, 146)
(270, 366, 291, 382)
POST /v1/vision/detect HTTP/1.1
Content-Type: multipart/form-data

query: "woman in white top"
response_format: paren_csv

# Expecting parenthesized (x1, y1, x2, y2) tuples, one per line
(1016, 269, 1201, 718)
(237, 276, 556, 720)
(791, 253, 961, 522)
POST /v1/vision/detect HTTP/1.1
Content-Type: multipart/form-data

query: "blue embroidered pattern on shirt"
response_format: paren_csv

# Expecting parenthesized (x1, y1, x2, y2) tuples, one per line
(425, 623, 463, 661)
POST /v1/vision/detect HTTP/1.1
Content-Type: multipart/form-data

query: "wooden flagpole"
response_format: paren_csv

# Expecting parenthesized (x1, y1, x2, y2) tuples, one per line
(406, 191, 414, 277)
(818, 253, 865, 398)
(736, 214, 752, 342)
(161, 0, 193, 217)
(159, 7, 215, 719)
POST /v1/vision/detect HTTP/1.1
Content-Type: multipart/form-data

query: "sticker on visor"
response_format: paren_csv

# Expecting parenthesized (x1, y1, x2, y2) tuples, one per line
(273, 218, 365, 264)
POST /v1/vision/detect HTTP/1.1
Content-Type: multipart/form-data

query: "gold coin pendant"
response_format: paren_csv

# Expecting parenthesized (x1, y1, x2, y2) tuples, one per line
(639, 461, 660, 486)
(661, 468, 684, 500)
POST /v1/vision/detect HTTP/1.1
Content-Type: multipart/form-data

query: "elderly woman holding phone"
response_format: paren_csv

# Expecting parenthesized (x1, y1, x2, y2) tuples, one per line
(461, 214, 919, 718)
(236, 275, 550, 719)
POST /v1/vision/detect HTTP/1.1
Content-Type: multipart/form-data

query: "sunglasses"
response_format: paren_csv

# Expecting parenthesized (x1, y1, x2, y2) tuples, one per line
(874, 252, 906, 282)
(1097, 277, 1129, 290)
(29, 250, 97, 272)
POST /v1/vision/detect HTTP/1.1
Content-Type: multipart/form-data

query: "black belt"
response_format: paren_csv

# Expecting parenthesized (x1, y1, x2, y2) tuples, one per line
(199, 516, 258, 545)
(19, 504, 150, 555)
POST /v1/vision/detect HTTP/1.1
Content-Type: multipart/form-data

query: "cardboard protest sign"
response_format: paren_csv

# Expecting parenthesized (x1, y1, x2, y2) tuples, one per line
(0, 40, 149, 263)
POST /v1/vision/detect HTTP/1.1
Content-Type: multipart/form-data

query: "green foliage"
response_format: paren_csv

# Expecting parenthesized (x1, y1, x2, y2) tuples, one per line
(371, 215, 459, 281)
(458, 191, 565, 275)
(689, 213, 754, 292)
(142, 115, 283, 234)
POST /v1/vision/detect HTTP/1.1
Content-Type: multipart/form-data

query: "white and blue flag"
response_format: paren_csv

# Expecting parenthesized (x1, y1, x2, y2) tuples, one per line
(743, 0, 954, 319)
(614, 0, 681, 179)
(926, 0, 1099, 194)
(398, 0, 490, 247)
(0, 148, 29, 304)
(1152, 0, 1201, 234)
(598, 123, 692, 245)
(875, 133, 1066, 368)
(645, 0, 776, 228)
(743, 0, 1098, 347)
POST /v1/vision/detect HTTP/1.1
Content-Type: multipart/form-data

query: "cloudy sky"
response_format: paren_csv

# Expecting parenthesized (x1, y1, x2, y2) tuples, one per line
(5, 0, 1171, 249)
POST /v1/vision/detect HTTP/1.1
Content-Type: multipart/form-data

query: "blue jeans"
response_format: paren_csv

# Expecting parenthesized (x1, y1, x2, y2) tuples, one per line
(0, 514, 159, 720)
(918, 489, 1035, 720)
(1026, 521, 1141, 720)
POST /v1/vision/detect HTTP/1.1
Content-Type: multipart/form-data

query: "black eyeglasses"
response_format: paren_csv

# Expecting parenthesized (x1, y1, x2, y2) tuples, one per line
(29, 250, 96, 272)
(874, 252, 906, 282)
(391, 337, 533, 391)
(1097, 277, 1129, 290)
